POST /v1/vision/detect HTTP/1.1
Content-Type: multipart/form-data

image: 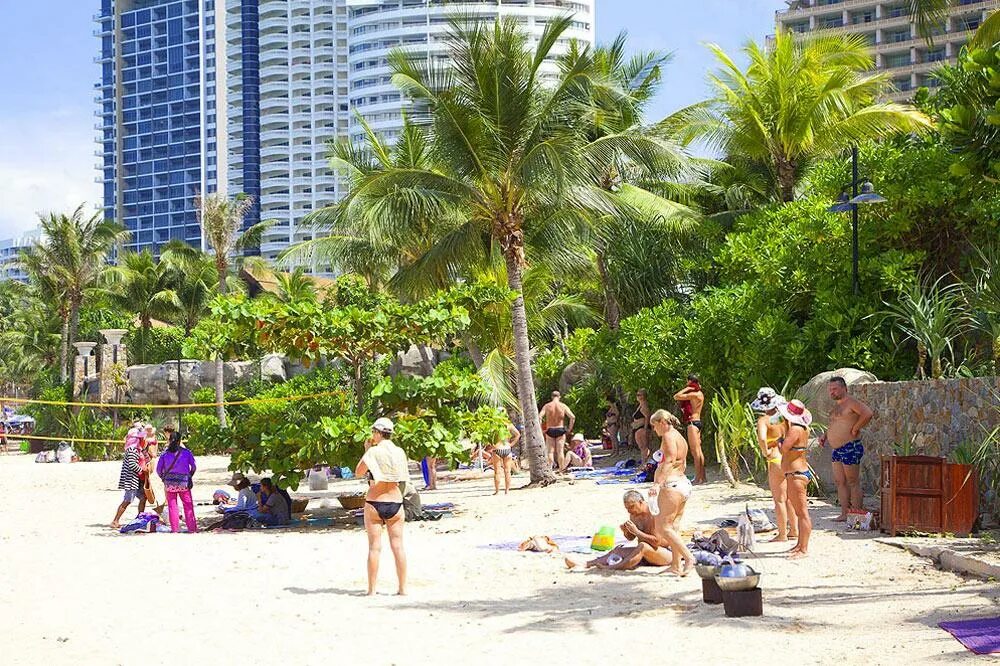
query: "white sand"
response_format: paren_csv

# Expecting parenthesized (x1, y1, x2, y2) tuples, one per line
(0, 453, 995, 665)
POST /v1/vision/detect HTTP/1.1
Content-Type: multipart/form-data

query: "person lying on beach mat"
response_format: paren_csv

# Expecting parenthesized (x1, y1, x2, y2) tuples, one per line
(564, 490, 672, 571)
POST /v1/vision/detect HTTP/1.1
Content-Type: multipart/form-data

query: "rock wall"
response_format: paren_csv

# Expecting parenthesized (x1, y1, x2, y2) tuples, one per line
(125, 354, 296, 406)
(798, 371, 1000, 495)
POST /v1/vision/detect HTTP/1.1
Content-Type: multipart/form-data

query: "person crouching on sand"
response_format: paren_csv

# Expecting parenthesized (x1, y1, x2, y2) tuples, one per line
(565, 490, 673, 571)
(777, 399, 814, 559)
(751, 388, 796, 543)
(647, 410, 695, 576)
(356, 417, 409, 596)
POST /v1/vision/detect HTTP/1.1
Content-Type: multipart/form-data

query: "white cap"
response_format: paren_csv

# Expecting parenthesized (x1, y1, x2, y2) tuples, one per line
(571, 433, 585, 442)
(372, 417, 394, 434)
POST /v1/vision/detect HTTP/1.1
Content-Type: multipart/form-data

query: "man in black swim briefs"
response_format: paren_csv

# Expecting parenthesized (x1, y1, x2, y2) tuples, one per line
(539, 390, 575, 472)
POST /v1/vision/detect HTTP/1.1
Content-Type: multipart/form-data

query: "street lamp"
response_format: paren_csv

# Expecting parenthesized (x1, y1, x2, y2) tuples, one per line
(826, 146, 887, 296)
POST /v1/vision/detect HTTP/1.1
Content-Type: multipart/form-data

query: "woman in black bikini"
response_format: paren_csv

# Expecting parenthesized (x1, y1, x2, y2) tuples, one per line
(777, 400, 813, 560)
(355, 417, 409, 595)
(631, 390, 651, 462)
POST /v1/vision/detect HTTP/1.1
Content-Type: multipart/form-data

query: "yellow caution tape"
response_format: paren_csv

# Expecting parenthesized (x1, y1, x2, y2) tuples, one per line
(0, 390, 343, 410)
(3, 433, 124, 445)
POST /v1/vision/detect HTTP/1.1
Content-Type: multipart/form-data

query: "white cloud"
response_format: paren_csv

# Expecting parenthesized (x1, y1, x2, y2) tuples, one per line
(0, 108, 102, 238)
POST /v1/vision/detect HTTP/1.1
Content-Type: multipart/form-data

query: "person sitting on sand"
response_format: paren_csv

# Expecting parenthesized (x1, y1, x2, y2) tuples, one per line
(224, 472, 259, 513)
(648, 410, 696, 576)
(559, 433, 593, 472)
(565, 490, 673, 571)
(253, 477, 291, 527)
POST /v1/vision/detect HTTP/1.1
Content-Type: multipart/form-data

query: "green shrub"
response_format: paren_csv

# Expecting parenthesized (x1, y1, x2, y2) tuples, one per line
(125, 326, 184, 365)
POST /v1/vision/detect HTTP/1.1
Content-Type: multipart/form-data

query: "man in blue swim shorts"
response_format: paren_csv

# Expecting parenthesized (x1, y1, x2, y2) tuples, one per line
(820, 377, 874, 522)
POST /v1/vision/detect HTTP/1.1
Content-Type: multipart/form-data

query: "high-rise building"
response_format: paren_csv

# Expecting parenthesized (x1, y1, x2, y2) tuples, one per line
(226, 0, 351, 263)
(96, 0, 227, 256)
(98, 0, 596, 262)
(0, 228, 41, 283)
(774, 0, 999, 101)
(346, 0, 596, 144)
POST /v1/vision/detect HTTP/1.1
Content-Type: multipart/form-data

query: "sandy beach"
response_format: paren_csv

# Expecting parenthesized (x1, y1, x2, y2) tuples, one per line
(1, 452, 996, 666)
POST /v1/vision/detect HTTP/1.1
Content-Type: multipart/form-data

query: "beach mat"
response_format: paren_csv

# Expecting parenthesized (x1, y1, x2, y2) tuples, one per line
(939, 617, 1000, 655)
(480, 535, 624, 555)
(258, 517, 335, 530)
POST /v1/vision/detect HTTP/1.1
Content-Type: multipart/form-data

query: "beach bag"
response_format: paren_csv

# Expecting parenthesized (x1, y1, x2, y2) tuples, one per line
(749, 508, 775, 533)
(56, 442, 74, 464)
(845, 509, 878, 531)
(143, 478, 156, 504)
(591, 525, 616, 551)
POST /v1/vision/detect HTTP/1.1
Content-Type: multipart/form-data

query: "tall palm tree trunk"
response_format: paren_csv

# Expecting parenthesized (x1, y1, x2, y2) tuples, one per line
(59, 312, 70, 384)
(215, 262, 229, 426)
(596, 252, 621, 330)
(504, 251, 555, 486)
(776, 157, 797, 203)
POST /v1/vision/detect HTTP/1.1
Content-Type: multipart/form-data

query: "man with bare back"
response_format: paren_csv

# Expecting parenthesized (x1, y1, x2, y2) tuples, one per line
(564, 490, 672, 571)
(674, 374, 706, 484)
(539, 391, 575, 472)
(819, 376, 874, 521)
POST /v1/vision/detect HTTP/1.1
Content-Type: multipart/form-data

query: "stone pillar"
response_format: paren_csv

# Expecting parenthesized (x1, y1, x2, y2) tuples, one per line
(72, 342, 98, 399)
(98, 329, 129, 405)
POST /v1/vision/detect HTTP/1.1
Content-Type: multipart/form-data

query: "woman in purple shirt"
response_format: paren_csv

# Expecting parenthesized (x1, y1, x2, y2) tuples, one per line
(156, 431, 198, 533)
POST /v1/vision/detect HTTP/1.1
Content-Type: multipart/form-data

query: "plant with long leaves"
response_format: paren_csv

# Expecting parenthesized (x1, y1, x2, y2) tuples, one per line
(103, 250, 182, 363)
(874, 276, 969, 379)
(679, 31, 933, 202)
(565, 35, 702, 328)
(16, 206, 127, 382)
(967, 244, 1000, 367)
(195, 193, 273, 425)
(299, 17, 615, 484)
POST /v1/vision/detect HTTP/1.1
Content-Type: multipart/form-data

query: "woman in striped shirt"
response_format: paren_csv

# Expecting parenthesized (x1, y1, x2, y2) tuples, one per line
(111, 438, 143, 529)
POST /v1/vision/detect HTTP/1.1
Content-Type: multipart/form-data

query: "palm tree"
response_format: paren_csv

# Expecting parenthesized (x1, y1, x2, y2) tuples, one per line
(875, 276, 968, 379)
(282, 118, 455, 296)
(569, 35, 701, 328)
(17, 206, 127, 382)
(971, 9, 1000, 48)
(273, 267, 318, 304)
(195, 192, 271, 425)
(681, 32, 933, 202)
(312, 17, 606, 484)
(104, 250, 181, 363)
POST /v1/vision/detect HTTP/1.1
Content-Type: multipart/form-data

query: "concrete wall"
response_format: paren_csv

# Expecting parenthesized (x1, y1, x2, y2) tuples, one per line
(802, 374, 1000, 496)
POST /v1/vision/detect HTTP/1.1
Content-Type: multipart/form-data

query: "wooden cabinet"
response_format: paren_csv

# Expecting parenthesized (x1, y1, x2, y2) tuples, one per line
(880, 455, 978, 537)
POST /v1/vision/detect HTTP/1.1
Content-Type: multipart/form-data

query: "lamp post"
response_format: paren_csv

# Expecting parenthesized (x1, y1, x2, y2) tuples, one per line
(827, 146, 887, 296)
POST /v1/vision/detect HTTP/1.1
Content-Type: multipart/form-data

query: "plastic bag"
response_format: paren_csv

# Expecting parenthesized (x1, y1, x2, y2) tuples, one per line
(591, 525, 616, 551)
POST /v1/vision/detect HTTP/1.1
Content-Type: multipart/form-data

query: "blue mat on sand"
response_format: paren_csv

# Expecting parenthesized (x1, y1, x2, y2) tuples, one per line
(259, 517, 335, 530)
(479, 535, 625, 554)
(939, 617, 1000, 655)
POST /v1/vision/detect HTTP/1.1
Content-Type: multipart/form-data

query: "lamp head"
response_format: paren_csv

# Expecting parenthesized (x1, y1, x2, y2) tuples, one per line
(849, 180, 887, 204)
(827, 190, 853, 213)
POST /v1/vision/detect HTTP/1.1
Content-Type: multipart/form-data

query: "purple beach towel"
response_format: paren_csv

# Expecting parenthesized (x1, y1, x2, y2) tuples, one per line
(939, 617, 1000, 655)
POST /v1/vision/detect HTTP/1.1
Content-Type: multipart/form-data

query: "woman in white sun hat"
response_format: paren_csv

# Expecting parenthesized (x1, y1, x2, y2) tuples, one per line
(356, 417, 409, 595)
(751, 388, 797, 543)
(777, 399, 813, 559)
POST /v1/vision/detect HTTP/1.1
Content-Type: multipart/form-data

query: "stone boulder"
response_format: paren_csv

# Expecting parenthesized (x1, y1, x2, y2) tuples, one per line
(389, 345, 441, 378)
(559, 361, 595, 395)
(126, 359, 259, 406)
(794, 368, 878, 495)
(260, 354, 288, 383)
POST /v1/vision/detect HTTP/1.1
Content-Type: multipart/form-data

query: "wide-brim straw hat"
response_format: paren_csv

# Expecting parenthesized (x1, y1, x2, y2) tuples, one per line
(751, 387, 786, 413)
(777, 399, 813, 428)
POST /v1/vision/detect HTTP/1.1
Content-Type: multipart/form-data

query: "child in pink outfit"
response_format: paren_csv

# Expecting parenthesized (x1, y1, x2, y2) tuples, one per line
(156, 431, 198, 533)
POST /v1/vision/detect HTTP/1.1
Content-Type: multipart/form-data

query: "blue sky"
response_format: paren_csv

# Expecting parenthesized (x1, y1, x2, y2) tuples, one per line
(0, 0, 784, 236)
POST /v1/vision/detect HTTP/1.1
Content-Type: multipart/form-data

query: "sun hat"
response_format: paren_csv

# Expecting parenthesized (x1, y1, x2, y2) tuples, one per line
(777, 399, 813, 428)
(372, 417, 394, 435)
(227, 472, 248, 488)
(751, 387, 787, 413)
(571, 433, 585, 442)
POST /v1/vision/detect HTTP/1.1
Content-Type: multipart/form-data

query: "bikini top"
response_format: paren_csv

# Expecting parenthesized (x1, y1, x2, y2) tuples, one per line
(633, 406, 644, 420)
